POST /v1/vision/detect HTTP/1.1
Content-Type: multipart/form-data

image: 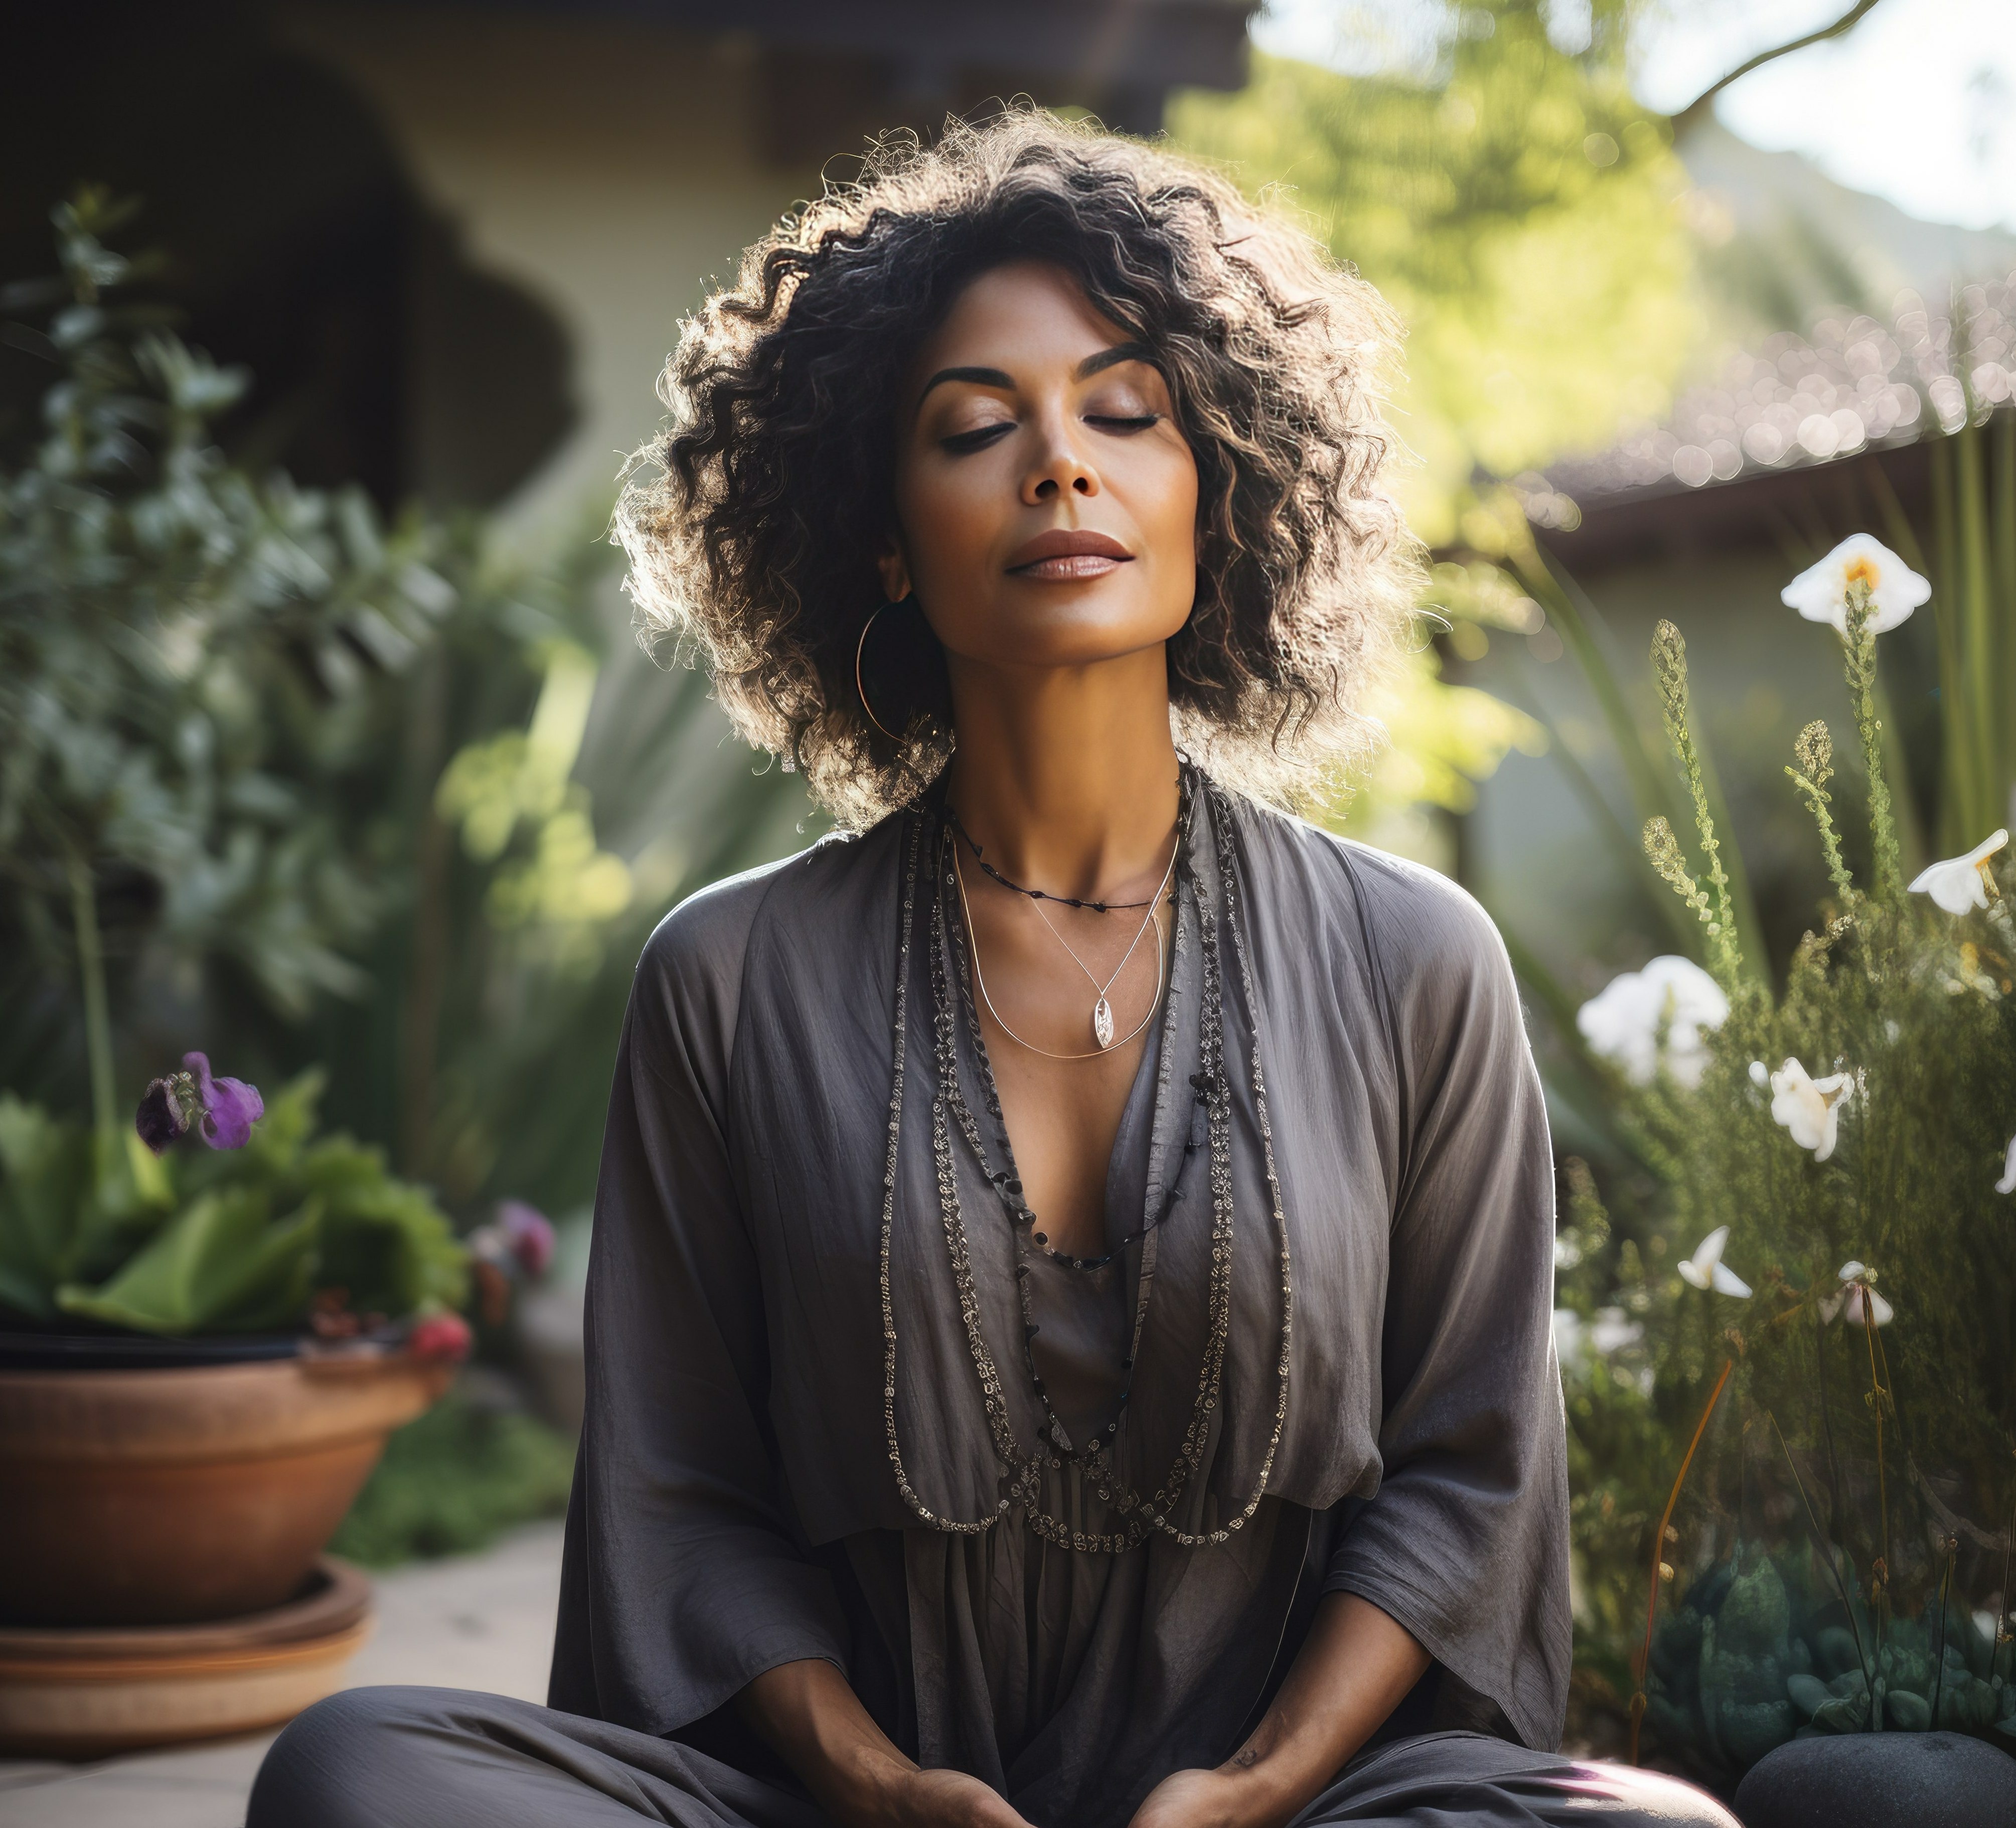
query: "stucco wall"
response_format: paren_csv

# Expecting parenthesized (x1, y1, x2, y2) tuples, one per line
(282, 6, 811, 538)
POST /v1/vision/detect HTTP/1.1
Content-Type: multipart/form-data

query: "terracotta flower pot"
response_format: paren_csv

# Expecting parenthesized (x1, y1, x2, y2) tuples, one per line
(0, 1348, 451, 1626)
(0, 1556, 375, 1757)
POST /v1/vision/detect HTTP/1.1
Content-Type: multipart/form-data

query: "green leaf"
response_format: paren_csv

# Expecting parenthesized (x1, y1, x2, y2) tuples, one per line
(55, 1188, 320, 1335)
(243, 1071, 324, 1172)
(305, 1139, 467, 1318)
(0, 1095, 95, 1315)
(1886, 1689, 1931, 1731)
(1809, 1691, 1871, 1734)
(1786, 1672, 1831, 1720)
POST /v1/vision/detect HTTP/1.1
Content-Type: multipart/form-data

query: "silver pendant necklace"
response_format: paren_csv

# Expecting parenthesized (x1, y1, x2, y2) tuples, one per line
(953, 847, 1168, 1059)
(1029, 845, 1173, 1049)
(953, 831, 1178, 1054)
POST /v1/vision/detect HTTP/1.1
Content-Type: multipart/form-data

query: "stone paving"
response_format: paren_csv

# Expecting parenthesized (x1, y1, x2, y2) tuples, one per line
(0, 1520, 566, 1828)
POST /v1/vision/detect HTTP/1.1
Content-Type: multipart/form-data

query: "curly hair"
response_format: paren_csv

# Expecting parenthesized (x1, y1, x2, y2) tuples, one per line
(618, 106, 1419, 829)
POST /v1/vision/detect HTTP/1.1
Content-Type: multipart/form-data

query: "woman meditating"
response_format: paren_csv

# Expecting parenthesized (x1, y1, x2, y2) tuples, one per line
(251, 111, 1733, 1828)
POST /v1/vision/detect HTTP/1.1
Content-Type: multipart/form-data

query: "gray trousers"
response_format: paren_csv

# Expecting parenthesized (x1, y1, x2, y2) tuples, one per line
(247, 1687, 1739, 1828)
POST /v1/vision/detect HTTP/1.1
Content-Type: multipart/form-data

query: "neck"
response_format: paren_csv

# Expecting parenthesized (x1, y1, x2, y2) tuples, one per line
(940, 646, 1181, 902)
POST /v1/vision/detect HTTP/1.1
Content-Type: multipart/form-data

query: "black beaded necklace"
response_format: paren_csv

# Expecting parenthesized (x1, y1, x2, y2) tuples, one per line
(942, 801, 1158, 912)
(874, 767, 1296, 1553)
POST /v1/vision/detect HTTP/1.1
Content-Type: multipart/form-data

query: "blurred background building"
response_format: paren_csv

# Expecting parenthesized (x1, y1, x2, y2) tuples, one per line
(3, 2, 1259, 532)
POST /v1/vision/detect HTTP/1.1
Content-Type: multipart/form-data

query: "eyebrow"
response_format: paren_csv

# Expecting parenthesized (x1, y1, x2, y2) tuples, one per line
(914, 342, 1156, 412)
(1076, 341, 1153, 379)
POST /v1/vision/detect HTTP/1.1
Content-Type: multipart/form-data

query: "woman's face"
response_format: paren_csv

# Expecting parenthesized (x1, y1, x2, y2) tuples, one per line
(883, 260, 1199, 674)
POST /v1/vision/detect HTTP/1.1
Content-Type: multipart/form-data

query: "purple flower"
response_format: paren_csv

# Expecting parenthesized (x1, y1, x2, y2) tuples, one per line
(134, 1079, 189, 1152)
(496, 1200, 555, 1278)
(133, 1052, 264, 1153)
(185, 1052, 263, 1149)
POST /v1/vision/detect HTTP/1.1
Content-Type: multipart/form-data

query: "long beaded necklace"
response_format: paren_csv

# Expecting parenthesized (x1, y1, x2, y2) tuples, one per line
(875, 769, 1295, 1553)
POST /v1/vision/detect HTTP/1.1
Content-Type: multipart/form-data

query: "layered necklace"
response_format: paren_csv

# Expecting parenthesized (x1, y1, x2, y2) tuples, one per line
(875, 769, 1296, 1553)
(950, 820, 1177, 1056)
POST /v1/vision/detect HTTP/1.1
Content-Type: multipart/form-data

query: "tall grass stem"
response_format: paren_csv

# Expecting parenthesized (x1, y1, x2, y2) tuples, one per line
(64, 844, 115, 1142)
(1630, 1357, 1734, 1765)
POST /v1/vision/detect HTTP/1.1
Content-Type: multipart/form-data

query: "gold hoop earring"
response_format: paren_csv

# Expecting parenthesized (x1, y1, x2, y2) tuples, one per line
(855, 602, 901, 741)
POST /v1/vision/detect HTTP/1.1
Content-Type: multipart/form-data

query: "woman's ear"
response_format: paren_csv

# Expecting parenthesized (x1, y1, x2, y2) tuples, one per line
(877, 542, 912, 604)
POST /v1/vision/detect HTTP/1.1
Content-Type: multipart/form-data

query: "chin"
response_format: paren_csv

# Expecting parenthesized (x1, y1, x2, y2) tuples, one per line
(955, 590, 1189, 671)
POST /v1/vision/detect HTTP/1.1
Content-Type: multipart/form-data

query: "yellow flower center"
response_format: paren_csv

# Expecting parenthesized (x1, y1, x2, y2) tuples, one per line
(1842, 556, 1881, 588)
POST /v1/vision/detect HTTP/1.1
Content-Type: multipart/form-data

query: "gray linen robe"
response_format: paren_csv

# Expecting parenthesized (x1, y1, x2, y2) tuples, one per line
(545, 786, 1572, 1826)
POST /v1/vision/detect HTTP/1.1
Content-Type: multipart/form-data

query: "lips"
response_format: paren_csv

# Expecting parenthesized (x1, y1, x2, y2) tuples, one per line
(1005, 528, 1134, 580)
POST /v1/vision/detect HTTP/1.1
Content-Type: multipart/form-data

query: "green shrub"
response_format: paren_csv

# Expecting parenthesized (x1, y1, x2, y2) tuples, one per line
(331, 1388, 576, 1567)
(1557, 551, 2016, 1784)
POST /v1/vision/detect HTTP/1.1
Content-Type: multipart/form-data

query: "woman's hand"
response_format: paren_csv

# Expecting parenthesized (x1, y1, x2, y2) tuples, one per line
(870, 1765, 1038, 1828)
(1127, 1763, 1288, 1828)
(736, 1658, 1035, 1828)
(1124, 1594, 1430, 1828)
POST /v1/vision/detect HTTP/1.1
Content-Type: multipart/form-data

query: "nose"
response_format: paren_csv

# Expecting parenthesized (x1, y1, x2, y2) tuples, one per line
(1020, 404, 1100, 505)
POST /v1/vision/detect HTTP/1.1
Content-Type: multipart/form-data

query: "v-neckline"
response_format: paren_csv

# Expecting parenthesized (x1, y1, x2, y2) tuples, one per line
(938, 782, 1202, 1268)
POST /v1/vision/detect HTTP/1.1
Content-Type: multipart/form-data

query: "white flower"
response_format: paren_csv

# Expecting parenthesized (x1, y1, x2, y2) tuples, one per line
(1677, 1226, 1753, 1298)
(1907, 829, 2008, 915)
(1768, 1057, 1853, 1162)
(1819, 1260, 1894, 1327)
(1997, 1136, 2016, 1196)
(1554, 1304, 1643, 1366)
(1748, 1060, 1771, 1089)
(1781, 534, 1930, 637)
(1577, 956, 1730, 1089)
(1590, 1307, 1645, 1355)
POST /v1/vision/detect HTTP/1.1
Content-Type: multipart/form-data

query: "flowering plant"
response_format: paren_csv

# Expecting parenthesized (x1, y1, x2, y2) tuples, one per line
(0, 1068, 473, 1341)
(1559, 537, 2016, 1784)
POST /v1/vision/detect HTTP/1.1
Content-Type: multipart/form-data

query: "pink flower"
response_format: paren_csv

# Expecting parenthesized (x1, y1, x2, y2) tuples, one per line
(496, 1200, 555, 1278)
(408, 1312, 473, 1363)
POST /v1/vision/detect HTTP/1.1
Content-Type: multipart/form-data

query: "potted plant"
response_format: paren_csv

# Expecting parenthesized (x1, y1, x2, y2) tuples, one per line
(0, 1059, 482, 1625)
(0, 195, 555, 1755)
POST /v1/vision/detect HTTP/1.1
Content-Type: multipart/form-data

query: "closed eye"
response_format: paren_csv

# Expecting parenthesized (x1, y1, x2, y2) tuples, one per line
(940, 421, 1016, 454)
(1087, 413, 1161, 433)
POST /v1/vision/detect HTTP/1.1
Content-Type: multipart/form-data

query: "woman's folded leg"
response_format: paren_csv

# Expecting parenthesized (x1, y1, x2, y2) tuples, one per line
(247, 1686, 833, 1828)
(1295, 1732, 1740, 1828)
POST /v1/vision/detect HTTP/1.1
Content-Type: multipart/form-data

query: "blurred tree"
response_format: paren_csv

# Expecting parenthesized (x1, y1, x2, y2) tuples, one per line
(1170, 0, 1703, 861)
(1172, 2, 1700, 548)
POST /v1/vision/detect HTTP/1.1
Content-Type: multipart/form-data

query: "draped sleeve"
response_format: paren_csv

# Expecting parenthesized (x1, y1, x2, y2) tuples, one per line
(1319, 857, 1571, 1753)
(548, 871, 850, 1734)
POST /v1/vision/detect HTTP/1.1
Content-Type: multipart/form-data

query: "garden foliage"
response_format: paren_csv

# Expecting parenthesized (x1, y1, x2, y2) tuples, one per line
(0, 1073, 465, 1335)
(330, 1387, 576, 1566)
(0, 193, 816, 1228)
(1552, 558, 2016, 1785)
(0, 191, 470, 1047)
